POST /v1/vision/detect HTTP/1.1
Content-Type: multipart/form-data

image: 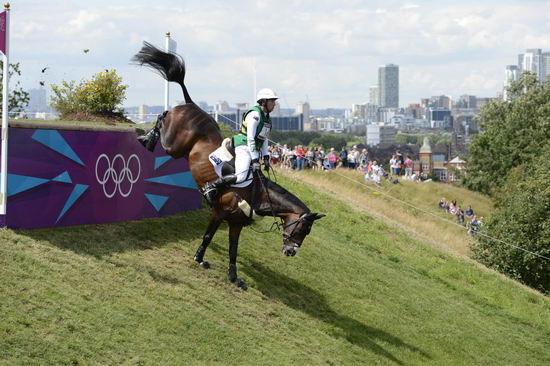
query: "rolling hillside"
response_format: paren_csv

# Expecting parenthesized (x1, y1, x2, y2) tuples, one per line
(1, 173, 548, 365)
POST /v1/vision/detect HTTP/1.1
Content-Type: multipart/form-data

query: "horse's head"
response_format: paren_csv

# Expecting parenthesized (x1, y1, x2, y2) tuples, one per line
(281, 212, 325, 256)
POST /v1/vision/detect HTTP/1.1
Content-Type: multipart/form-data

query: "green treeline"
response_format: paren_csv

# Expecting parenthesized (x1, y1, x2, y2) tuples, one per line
(465, 72, 550, 293)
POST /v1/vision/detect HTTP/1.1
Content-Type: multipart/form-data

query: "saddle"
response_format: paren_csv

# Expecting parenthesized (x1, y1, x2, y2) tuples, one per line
(207, 138, 263, 220)
(208, 138, 251, 188)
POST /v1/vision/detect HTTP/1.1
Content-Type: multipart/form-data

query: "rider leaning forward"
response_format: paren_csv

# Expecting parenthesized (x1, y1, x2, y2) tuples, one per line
(203, 88, 278, 205)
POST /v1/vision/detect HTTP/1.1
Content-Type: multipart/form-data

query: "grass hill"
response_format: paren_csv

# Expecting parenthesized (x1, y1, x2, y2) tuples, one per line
(284, 167, 493, 256)
(1, 173, 549, 365)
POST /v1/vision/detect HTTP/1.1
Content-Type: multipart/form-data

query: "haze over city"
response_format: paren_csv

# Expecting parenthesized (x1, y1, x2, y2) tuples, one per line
(12, 0, 550, 109)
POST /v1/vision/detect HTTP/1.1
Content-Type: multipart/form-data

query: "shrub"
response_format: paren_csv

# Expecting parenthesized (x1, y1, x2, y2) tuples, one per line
(0, 61, 29, 113)
(470, 147, 550, 293)
(50, 70, 128, 118)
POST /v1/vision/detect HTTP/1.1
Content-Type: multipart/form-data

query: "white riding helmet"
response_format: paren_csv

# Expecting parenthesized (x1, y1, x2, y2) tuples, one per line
(256, 88, 278, 103)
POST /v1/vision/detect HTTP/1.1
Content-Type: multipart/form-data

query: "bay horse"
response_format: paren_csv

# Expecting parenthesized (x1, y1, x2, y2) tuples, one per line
(132, 42, 324, 290)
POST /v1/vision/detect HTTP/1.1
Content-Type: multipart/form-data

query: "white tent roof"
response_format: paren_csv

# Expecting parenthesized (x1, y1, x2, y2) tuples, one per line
(449, 156, 465, 164)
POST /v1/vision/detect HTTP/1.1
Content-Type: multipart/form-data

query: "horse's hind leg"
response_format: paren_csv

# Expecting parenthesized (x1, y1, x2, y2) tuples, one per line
(194, 213, 221, 269)
(227, 224, 247, 290)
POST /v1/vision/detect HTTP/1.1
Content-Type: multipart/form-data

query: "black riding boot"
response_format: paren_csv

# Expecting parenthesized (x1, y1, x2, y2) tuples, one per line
(202, 174, 238, 205)
(137, 111, 167, 152)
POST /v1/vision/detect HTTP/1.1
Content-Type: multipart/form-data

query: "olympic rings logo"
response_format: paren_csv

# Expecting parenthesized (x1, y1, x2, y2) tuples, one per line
(95, 154, 141, 198)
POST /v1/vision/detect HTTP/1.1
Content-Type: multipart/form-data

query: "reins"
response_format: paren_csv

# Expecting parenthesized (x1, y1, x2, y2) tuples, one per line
(248, 165, 283, 234)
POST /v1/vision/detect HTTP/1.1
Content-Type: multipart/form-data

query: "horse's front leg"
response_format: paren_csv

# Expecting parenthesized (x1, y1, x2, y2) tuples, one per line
(227, 224, 247, 290)
(193, 212, 221, 269)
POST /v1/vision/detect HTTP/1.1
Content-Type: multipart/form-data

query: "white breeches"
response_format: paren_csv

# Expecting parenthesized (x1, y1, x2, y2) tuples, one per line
(234, 145, 253, 183)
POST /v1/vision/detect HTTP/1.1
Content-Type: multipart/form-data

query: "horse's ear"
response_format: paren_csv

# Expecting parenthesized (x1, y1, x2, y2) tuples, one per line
(307, 212, 325, 221)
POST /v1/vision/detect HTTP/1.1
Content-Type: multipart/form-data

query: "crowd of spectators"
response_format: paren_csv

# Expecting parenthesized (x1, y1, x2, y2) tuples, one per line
(268, 144, 424, 184)
(438, 198, 483, 234)
(268, 144, 368, 171)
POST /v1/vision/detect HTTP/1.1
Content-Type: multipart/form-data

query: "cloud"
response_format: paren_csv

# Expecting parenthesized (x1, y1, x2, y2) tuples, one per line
(10, 1, 550, 108)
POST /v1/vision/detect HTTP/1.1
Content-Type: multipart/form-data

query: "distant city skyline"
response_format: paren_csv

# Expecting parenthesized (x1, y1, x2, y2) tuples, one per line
(12, 0, 550, 109)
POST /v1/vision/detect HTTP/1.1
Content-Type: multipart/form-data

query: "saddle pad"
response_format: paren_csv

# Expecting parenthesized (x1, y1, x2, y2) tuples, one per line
(208, 138, 252, 188)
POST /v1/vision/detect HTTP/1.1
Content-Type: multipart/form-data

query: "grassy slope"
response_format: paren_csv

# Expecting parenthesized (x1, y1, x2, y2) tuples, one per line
(286, 168, 493, 256)
(1, 174, 549, 365)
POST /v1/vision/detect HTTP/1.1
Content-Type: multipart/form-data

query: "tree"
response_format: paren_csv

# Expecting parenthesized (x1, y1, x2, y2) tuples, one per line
(50, 69, 128, 119)
(471, 146, 550, 293)
(463, 73, 550, 195)
(0, 61, 30, 113)
(309, 135, 348, 150)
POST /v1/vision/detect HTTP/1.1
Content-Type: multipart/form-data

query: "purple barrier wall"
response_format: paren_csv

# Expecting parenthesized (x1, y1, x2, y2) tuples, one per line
(1, 124, 202, 229)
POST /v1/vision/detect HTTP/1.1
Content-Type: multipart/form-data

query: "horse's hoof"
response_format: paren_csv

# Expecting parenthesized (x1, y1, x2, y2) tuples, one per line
(199, 261, 210, 269)
(235, 279, 248, 291)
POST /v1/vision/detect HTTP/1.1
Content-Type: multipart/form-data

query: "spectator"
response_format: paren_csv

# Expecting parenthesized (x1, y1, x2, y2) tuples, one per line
(348, 146, 357, 169)
(317, 146, 325, 170)
(456, 207, 465, 225)
(372, 161, 382, 186)
(395, 149, 404, 176)
(270, 144, 281, 165)
(339, 147, 348, 168)
(364, 160, 374, 180)
(327, 148, 338, 169)
(306, 147, 315, 169)
(295, 145, 305, 170)
(404, 155, 413, 180)
(287, 146, 296, 170)
(359, 149, 368, 168)
(468, 215, 480, 234)
(389, 155, 397, 176)
(465, 205, 474, 217)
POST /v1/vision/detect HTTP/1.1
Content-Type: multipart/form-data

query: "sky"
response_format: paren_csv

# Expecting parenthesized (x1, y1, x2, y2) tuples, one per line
(9, 0, 550, 109)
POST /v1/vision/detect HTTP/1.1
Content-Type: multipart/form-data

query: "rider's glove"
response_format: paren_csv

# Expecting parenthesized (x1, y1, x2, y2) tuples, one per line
(251, 159, 261, 172)
(263, 155, 270, 171)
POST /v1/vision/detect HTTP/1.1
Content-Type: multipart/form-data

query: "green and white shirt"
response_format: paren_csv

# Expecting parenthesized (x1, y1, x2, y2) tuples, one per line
(232, 106, 272, 160)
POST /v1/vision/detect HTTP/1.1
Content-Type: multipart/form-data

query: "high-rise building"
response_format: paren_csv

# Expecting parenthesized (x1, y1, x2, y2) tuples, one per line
(369, 86, 379, 106)
(27, 88, 47, 112)
(519, 49, 543, 81)
(366, 123, 396, 147)
(430, 95, 452, 109)
(542, 52, 550, 82)
(378, 64, 399, 108)
(458, 95, 477, 109)
(504, 65, 519, 99)
(295, 101, 310, 127)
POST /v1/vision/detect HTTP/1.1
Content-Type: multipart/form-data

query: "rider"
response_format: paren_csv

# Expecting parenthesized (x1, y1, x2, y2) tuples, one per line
(203, 88, 278, 205)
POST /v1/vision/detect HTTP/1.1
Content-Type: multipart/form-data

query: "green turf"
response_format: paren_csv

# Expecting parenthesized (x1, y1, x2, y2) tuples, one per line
(1, 174, 548, 365)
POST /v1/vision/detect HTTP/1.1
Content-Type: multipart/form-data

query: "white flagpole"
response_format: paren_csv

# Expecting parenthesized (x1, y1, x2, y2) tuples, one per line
(0, 3, 10, 216)
(164, 32, 170, 111)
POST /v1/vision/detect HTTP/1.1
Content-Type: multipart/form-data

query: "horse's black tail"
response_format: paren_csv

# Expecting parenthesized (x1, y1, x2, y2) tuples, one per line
(131, 41, 193, 104)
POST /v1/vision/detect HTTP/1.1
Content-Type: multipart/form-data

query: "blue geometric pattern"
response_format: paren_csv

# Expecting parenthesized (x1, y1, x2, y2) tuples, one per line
(8, 174, 50, 197)
(56, 184, 89, 223)
(52, 171, 72, 184)
(32, 130, 85, 166)
(154, 156, 171, 170)
(144, 193, 169, 212)
(145, 171, 198, 189)
(10, 128, 196, 226)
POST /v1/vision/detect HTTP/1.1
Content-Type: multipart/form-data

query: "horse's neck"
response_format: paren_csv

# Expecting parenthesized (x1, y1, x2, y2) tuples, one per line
(256, 179, 309, 218)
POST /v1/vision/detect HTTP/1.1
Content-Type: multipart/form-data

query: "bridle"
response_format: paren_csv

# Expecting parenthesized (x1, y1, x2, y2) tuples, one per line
(282, 212, 312, 246)
(249, 169, 311, 246)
